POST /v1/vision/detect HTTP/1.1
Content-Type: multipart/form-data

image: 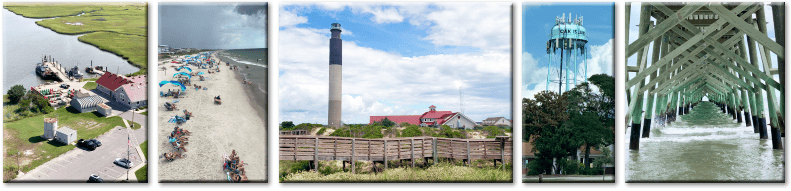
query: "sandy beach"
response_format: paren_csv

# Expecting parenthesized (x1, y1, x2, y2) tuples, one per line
(157, 52, 267, 182)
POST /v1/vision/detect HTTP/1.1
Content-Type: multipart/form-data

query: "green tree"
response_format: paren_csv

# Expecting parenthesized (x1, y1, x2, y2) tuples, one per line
(6, 85, 25, 104)
(280, 121, 295, 130)
(380, 117, 396, 127)
(524, 91, 575, 174)
(566, 111, 612, 167)
(593, 144, 613, 168)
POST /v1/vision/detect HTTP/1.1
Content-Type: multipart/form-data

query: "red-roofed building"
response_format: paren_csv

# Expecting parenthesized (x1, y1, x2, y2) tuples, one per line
(95, 72, 147, 109)
(370, 105, 476, 129)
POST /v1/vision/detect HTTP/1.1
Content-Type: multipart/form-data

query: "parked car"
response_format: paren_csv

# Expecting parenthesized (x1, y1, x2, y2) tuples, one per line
(60, 84, 70, 89)
(114, 158, 133, 169)
(78, 139, 102, 151)
(87, 174, 103, 183)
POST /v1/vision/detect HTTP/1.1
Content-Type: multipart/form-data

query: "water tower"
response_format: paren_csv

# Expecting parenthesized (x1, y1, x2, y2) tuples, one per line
(545, 13, 589, 92)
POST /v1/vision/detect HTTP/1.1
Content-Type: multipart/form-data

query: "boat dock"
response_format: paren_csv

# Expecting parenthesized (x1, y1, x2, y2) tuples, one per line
(39, 61, 74, 82)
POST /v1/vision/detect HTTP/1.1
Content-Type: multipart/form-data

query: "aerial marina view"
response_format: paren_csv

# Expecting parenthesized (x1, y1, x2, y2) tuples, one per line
(157, 3, 268, 183)
(3, 2, 148, 183)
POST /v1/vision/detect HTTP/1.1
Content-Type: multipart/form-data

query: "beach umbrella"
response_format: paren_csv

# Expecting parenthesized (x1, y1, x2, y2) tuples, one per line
(196, 72, 205, 76)
(173, 72, 191, 79)
(159, 80, 186, 91)
(176, 66, 192, 72)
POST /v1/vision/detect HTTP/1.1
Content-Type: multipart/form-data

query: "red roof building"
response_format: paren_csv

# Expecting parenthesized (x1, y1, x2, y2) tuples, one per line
(370, 105, 476, 129)
(94, 72, 147, 109)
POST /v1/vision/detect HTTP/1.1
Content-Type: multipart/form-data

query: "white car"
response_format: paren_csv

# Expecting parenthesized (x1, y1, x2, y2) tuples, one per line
(114, 158, 133, 169)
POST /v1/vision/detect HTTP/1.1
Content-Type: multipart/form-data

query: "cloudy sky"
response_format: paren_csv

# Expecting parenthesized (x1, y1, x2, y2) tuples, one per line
(625, 3, 780, 116)
(522, 3, 614, 99)
(159, 3, 267, 49)
(279, 2, 512, 124)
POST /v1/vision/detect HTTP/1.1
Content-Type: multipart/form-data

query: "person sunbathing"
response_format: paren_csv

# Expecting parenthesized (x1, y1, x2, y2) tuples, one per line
(170, 139, 188, 152)
(164, 152, 184, 160)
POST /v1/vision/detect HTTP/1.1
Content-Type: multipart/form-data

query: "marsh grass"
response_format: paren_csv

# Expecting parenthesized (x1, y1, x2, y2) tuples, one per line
(281, 160, 512, 183)
(4, 4, 147, 75)
(282, 162, 511, 183)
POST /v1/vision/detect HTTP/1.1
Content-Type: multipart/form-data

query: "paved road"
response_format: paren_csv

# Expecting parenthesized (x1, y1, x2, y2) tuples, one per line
(523, 175, 615, 183)
(13, 124, 147, 182)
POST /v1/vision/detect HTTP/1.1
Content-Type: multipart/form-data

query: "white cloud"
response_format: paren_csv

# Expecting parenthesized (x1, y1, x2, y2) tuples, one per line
(279, 8, 308, 27)
(279, 6, 512, 124)
(280, 2, 511, 52)
(523, 39, 613, 99)
(423, 3, 512, 51)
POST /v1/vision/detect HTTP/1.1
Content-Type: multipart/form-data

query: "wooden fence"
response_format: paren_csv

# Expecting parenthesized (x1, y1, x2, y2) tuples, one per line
(279, 135, 512, 173)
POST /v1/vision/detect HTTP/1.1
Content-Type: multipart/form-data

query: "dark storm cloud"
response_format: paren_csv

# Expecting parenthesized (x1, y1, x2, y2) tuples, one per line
(235, 4, 267, 16)
(159, 3, 268, 50)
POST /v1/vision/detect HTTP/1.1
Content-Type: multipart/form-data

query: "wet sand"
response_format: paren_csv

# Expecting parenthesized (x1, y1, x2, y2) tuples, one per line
(157, 52, 267, 182)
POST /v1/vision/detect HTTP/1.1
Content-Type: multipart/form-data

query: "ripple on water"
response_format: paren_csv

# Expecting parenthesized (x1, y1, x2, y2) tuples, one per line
(626, 102, 784, 182)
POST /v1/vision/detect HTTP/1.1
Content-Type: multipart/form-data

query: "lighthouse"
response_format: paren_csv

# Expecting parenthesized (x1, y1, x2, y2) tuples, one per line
(328, 23, 343, 127)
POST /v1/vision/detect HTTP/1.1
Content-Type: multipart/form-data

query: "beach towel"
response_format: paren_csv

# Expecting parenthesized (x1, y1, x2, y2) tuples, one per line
(173, 99, 180, 103)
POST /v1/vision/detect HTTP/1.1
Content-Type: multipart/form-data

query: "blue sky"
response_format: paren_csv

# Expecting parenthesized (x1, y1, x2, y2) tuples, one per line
(279, 2, 512, 124)
(522, 3, 614, 98)
(282, 4, 483, 57)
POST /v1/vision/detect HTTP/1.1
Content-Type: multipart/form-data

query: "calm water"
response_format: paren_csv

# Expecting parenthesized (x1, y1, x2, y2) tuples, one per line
(3, 8, 138, 92)
(626, 102, 784, 182)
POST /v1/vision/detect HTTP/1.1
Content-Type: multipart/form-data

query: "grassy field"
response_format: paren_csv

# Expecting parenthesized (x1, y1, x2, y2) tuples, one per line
(134, 164, 147, 183)
(282, 162, 512, 183)
(3, 106, 127, 179)
(4, 3, 147, 75)
(82, 82, 97, 90)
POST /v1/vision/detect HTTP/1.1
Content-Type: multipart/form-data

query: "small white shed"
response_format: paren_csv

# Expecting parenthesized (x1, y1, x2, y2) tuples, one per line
(97, 103, 112, 116)
(55, 127, 77, 144)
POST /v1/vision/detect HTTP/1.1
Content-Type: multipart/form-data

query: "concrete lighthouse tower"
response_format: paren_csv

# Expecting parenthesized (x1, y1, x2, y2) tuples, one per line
(328, 23, 343, 127)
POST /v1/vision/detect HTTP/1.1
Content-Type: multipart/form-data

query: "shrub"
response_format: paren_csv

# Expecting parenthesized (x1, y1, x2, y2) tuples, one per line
(400, 125, 423, 137)
(7, 85, 25, 104)
(316, 127, 327, 135)
(483, 126, 504, 138)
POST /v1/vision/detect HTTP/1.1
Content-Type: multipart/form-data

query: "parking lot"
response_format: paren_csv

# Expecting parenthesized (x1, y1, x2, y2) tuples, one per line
(13, 124, 147, 182)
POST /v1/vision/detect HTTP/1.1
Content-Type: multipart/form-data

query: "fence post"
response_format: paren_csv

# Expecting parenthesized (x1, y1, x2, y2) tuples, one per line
(293, 137, 298, 161)
(466, 140, 470, 166)
(383, 140, 388, 170)
(411, 138, 415, 168)
(500, 137, 505, 171)
(351, 138, 356, 174)
(314, 137, 319, 172)
(432, 138, 438, 165)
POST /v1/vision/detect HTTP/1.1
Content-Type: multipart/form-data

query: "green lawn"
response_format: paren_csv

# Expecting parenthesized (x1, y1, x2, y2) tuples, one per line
(138, 140, 147, 159)
(140, 111, 147, 116)
(3, 106, 126, 173)
(82, 82, 97, 90)
(128, 120, 142, 130)
(134, 164, 147, 183)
